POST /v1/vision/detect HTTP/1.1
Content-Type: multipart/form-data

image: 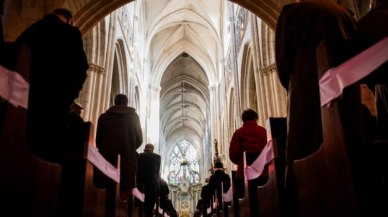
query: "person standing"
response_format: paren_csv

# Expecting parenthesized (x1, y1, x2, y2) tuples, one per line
(96, 94, 143, 198)
(357, 0, 388, 140)
(137, 143, 161, 217)
(17, 8, 89, 163)
(275, 0, 357, 188)
(229, 109, 267, 179)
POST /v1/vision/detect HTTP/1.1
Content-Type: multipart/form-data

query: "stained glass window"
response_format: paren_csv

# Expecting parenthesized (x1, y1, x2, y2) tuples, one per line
(169, 140, 200, 184)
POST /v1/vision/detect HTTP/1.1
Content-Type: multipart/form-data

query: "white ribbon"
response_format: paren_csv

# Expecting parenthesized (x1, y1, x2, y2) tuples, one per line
(320, 37, 388, 107)
(222, 186, 233, 202)
(0, 65, 29, 109)
(207, 207, 211, 214)
(86, 143, 120, 183)
(159, 207, 163, 214)
(244, 141, 274, 180)
(132, 188, 145, 202)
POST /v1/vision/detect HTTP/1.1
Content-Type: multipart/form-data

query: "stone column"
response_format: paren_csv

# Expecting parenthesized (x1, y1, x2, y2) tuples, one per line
(147, 83, 161, 153)
(81, 63, 106, 123)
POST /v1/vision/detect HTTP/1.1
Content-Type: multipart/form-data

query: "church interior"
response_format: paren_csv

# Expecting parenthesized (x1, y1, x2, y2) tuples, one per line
(0, 0, 387, 216)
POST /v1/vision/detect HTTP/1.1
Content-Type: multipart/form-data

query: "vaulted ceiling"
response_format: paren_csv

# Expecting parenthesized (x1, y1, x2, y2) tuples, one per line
(144, 0, 222, 151)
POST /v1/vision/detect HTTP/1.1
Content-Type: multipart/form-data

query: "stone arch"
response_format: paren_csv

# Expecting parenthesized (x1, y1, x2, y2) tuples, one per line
(241, 42, 258, 112)
(110, 39, 127, 106)
(151, 40, 216, 85)
(52, 0, 281, 37)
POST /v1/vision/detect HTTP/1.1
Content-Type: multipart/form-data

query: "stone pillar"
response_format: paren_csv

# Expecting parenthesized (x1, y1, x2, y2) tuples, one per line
(79, 63, 106, 122)
(147, 83, 161, 153)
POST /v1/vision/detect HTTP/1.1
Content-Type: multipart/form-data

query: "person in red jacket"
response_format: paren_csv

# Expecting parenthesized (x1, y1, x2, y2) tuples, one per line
(229, 109, 267, 179)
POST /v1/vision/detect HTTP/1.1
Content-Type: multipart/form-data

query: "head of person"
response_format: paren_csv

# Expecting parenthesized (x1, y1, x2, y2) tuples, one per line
(144, 143, 154, 153)
(241, 108, 258, 123)
(70, 102, 83, 115)
(205, 174, 211, 183)
(214, 161, 224, 171)
(52, 8, 74, 26)
(114, 94, 128, 106)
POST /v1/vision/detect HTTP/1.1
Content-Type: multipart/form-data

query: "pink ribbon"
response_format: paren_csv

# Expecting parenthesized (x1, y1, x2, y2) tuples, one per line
(244, 140, 274, 180)
(207, 207, 211, 214)
(86, 143, 145, 201)
(222, 186, 232, 202)
(86, 143, 120, 183)
(320, 37, 388, 107)
(0, 65, 29, 109)
(132, 188, 145, 202)
(159, 207, 163, 214)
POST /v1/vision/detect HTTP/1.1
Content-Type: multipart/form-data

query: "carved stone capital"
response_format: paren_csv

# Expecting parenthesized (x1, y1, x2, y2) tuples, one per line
(259, 63, 276, 75)
(149, 83, 161, 91)
(88, 62, 107, 75)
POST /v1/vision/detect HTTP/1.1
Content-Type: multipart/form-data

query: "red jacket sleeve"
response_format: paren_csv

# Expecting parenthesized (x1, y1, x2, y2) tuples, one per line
(229, 130, 240, 165)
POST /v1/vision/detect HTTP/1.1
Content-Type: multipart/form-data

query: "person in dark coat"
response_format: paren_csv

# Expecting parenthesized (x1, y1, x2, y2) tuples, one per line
(208, 161, 230, 213)
(159, 173, 169, 209)
(96, 94, 143, 197)
(229, 109, 267, 179)
(17, 8, 89, 163)
(208, 161, 230, 197)
(357, 0, 388, 140)
(199, 174, 211, 213)
(137, 143, 161, 217)
(275, 0, 357, 189)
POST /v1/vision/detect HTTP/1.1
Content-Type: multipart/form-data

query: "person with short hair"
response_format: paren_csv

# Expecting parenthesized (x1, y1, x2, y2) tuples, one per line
(208, 161, 230, 196)
(208, 161, 230, 215)
(17, 8, 89, 163)
(137, 143, 161, 217)
(229, 109, 267, 179)
(96, 94, 143, 197)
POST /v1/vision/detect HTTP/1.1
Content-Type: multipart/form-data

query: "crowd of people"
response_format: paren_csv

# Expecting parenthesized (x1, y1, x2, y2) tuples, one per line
(0, 0, 387, 215)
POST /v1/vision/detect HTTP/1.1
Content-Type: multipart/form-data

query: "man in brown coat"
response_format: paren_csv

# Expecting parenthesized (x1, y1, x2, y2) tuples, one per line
(275, 0, 357, 189)
(357, 0, 388, 140)
(96, 94, 143, 197)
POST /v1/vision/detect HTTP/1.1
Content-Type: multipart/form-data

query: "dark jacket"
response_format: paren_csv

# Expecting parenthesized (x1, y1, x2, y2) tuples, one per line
(275, 0, 357, 186)
(208, 170, 231, 196)
(17, 14, 88, 162)
(229, 120, 267, 178)
(137, 151, 161, 190)
(159, 177, 170, 207)
(201, 184, 210, 203)
(96, 105, 143, 189)
(17, 14, 88, 106)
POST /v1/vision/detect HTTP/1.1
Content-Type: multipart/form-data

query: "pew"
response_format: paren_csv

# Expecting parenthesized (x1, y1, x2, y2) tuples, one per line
(293, 39, 388, 217)
(93, 153, 127, 217)
(0, 43, 61, 216)
(227, 171, 242, 217)
(239, 151, 268, 217)
(58, 121, 106, 217)
(220, 181, 231, 217)
(257, 118, 287, 217)
(134, 183, 146, 217)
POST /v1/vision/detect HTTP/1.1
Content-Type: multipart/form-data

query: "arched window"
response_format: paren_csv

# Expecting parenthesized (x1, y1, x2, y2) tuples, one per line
(168, 140, 200, 184)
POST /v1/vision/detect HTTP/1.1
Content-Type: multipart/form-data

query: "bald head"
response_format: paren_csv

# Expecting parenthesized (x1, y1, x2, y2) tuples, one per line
(144, 143, 154, 152)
